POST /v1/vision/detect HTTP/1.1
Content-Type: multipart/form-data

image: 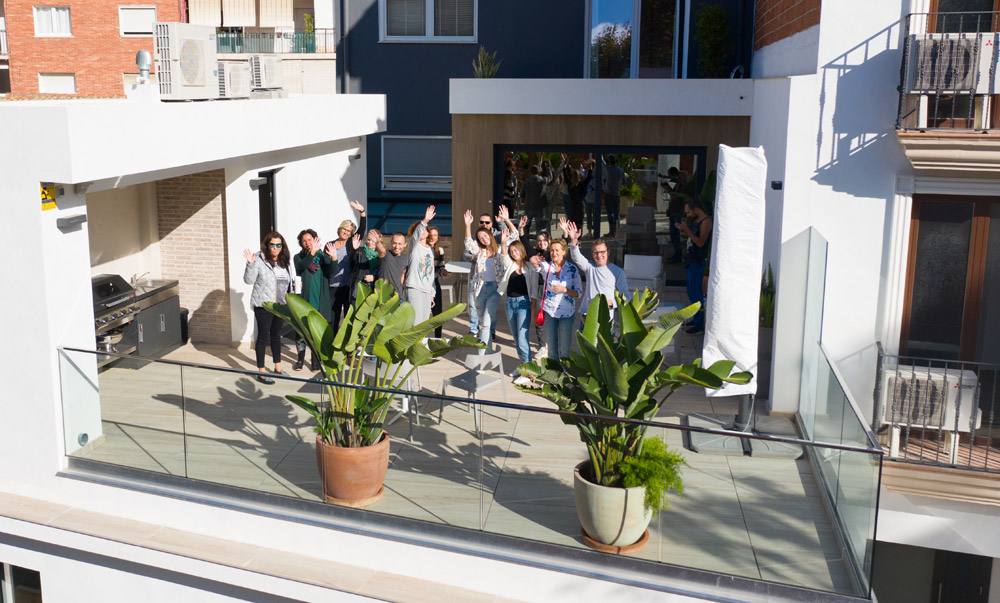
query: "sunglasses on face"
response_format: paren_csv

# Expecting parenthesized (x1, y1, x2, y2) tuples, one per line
(268, 243, 283, 248)
(480, 221, 492, 225)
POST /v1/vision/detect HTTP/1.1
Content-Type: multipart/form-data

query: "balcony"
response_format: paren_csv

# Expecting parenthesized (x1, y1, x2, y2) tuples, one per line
(216, 28, 335, 55)
(874, 345, 1000, 504)
(56, 323, 881, 600)
(895, 11, 1000, 174)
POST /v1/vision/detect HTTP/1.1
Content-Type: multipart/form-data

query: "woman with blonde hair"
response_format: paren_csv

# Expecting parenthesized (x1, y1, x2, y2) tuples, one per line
(326, 200, 367, 333)
(498, 231, 537, 382)
(529, 238, 581, 360)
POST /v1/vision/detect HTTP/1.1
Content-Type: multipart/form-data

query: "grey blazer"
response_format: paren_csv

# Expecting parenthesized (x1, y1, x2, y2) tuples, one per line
(244, 252, 295, 308)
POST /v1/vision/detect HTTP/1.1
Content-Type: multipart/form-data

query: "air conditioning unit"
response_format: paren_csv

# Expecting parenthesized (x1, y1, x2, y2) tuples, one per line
(154, 22, 219, 101)
(906, 32, 1000, 95)
(249, 54, 283, 90)
(218, 61, 250, 99)
(881, 366, 981, 431)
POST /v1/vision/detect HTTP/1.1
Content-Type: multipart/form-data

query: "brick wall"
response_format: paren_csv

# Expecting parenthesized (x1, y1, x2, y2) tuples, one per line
(5, 1, 180, 96)
(754, 0, 821, 51)
(156, 170, 232, 345)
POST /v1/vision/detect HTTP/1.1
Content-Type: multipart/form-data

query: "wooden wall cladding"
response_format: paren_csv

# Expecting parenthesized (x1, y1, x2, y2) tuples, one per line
(451, 113, 751, 257)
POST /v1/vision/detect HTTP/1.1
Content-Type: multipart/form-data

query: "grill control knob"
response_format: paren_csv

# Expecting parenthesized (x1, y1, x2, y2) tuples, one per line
(101, 318, 108, 324)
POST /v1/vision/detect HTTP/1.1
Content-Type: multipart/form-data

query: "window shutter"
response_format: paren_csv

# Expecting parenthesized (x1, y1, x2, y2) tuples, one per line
(222, 0, 256, 27)
(434, 0, 473, 37)
(386, 0, 426, 37)
(259, 0, 294, 28)
(120, 7, 157, 35)
(188, 0, 222, 27)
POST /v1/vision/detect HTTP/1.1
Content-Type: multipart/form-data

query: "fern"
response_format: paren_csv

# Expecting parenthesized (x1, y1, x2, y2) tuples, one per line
(619, 437, 687, 514)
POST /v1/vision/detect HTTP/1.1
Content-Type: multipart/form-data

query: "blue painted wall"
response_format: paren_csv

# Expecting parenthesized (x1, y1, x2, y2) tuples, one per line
(336, 0, 586, 204)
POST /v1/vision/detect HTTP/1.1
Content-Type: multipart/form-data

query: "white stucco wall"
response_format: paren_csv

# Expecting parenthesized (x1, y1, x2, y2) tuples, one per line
(751, 25, 820, 79)
(88, 183, 161, 280)
(878, 490, 1000, 560)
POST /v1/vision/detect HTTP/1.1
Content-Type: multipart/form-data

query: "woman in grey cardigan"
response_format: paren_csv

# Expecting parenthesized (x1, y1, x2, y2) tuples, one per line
(243, 231, 295, 384)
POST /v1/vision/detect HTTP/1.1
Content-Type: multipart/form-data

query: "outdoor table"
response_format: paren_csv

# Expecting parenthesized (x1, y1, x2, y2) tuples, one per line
(443, 261, 472, 306)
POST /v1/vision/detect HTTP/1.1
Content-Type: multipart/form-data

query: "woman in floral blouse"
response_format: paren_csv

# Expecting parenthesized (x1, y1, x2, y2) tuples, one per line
(529, 239, 581, 360)
(463, 209, 502, 349)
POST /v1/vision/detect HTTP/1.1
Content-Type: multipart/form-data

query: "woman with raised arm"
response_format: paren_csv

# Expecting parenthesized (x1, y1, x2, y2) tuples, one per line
(498, 228, 537, 383)
(293, 228, 337, 371)
(326, 200, 367, 334)
(464, 208, 503, 349)
(529, 238, 582, 361)
(405, 205, 437, 324)
(243, 232, 296, 384)
(351, 228, 385, 300)
(427, 225, 447, 338)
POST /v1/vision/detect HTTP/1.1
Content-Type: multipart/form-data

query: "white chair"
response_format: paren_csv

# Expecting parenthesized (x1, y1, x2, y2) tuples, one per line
(361, 356, 423, 441)
(438, 348, 510, 433)
(624, 253, 664, 293)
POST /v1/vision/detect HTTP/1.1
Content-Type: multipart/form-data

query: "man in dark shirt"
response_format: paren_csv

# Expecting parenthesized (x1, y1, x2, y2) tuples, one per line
(380, 232, 409, 300)
(521, 165, 547, 235)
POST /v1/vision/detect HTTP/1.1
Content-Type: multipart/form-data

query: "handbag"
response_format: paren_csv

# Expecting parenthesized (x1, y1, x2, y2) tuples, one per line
(536, 264, 551, 328)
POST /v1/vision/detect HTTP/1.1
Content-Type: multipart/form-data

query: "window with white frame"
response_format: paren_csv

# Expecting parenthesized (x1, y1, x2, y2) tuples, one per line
(382, 136, 452, 191)
(38, 72, 75, 94)
(119, 6, 157, 36)
(382, 0, 475, 41)
(34, 6, 72, 37)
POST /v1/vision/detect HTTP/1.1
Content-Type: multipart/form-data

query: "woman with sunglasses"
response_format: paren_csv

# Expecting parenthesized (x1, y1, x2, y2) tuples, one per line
(243, 232, 296, 384)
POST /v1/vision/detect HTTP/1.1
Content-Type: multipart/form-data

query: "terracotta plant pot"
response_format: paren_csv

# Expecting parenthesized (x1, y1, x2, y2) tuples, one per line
(315, 433, 390, 508)
(573, 461, 652, 552)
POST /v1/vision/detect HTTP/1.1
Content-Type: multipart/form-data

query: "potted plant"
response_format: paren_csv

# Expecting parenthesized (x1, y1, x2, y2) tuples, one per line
(472, 46, 502, 78)
(758, 264, 776, 399)
(265, 280, 483, 507)
(517, 290, 751, 552)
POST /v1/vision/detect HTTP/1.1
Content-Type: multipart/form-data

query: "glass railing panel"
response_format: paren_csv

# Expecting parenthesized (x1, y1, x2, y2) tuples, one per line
(374, 379, 482, 530)
(177, 364, 321, 497)
(482, 402, 581, 546)
(60, 350, 185, 475)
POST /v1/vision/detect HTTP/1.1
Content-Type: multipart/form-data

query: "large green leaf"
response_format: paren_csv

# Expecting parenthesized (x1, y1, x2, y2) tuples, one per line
(659, 303, 700, 330)
(386, 303, 466, 359)
(596, 335, 629, 406)
(372, 303, 413, 363)
(635, 323, 682, 359)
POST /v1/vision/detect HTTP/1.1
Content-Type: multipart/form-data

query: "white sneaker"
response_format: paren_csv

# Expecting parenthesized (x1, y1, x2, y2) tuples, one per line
(514, 376, 532, 386)
(508, 370, 520, 378)
(535, 346, 548, 361)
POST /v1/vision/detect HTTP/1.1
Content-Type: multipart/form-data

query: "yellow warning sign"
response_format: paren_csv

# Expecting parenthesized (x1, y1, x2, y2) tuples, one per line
(41, 183, 57, 211)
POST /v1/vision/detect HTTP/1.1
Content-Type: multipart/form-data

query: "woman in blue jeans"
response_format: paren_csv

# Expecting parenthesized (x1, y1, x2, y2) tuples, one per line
(498, 236, 537, 383)
(463, 209, 503, 349)
(530, 239, 582, 360)
(678, 199, 713, 334)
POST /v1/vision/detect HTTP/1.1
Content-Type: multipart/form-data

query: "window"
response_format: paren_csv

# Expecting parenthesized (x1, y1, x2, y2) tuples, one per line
(118, 6, 157, 36)
(1, 563, 43, 602)
(38, 73, 75, 94)
(382, 136, 452, 191)
(382, 0, 475, 41)
(588, 0, 678, 78)
(33, 6, 71, 37)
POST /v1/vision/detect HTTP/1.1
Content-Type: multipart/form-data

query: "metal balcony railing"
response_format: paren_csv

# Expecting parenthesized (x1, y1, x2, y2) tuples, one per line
(216, 28, 335, 54)
(875, 343, 999, 472)
(896, 11, 1000, 131)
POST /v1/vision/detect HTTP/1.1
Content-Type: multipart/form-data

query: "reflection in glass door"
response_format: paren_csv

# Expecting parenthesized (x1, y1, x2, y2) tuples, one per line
(589, 0, 678, 78)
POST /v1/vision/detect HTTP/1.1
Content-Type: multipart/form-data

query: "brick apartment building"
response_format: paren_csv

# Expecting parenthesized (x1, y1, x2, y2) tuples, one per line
(1, 0, 180, 96)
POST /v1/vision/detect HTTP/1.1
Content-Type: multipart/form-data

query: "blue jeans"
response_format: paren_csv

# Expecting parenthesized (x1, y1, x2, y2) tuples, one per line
(468, 279, 479, 335)
(475, 282, 501, 349)
(685, 261, 706, 330)
(544, 314, 575, 360)
(505, 295, 532, 363)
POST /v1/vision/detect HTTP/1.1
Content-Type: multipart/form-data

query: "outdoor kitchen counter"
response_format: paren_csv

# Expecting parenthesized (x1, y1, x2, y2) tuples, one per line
(132, 279, 179, 303)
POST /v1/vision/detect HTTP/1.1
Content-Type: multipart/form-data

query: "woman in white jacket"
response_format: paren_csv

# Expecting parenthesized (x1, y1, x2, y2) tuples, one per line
(498, 230, 537, 384)
(243, 231, 295, 384)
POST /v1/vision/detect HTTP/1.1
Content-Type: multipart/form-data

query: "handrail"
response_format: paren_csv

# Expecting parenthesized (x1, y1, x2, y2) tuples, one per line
(60, 345, 883, 455)
(820, 343, 883, 451)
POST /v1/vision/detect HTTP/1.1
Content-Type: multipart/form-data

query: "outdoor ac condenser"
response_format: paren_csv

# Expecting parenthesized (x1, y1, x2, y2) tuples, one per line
(249, 54, 283, 90)
(154, 22, 219, 101)
(218, 61, 251, 99)
(906, 33, 1000, 95)
(881, 366, 981, 432)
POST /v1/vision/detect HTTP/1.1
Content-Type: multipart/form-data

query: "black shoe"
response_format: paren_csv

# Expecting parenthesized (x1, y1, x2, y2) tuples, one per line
(293, 359, 304, 371)
(685, 325, 704, 334)
(310, 358, 320, 372)
(257, 374, 275, 385)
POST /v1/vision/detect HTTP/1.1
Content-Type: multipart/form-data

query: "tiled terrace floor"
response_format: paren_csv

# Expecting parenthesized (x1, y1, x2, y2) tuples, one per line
(65, 288, 857, 596)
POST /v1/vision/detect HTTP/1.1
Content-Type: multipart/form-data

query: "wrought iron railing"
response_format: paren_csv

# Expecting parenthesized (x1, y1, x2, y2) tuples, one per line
(216, 28, 335, 54)
(874, 343, 999, 472)
(896, 12, 1000, 131)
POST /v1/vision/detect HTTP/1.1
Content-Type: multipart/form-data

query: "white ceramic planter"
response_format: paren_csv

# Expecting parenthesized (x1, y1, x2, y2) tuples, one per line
(573, 461, 652, 547)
